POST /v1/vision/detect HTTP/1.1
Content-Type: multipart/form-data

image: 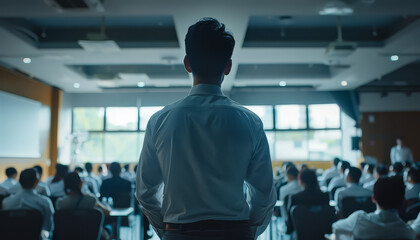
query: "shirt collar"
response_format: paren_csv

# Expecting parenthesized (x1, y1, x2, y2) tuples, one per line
(189, 84, 223, 96)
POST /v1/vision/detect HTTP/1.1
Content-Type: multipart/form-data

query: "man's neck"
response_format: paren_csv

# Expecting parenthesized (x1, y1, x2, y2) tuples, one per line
(193, 76, 223, 87)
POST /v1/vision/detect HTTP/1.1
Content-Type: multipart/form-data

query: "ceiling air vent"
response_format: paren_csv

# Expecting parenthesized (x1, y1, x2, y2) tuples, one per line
(44, 0, 105, 12)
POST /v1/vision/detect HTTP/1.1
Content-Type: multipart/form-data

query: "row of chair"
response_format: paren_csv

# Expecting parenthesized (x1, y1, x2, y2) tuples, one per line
(0, 208, 104, 240)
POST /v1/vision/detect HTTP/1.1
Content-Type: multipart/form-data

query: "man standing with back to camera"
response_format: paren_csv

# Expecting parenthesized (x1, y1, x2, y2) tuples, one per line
(136, 18, 276, 240)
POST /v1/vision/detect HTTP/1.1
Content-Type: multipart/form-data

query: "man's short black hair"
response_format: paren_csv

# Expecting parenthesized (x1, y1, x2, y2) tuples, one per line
(98, 166, 103, 172)
(375, 164, 389, 176)
(85, 162, 93, 173)
(299, 169, 319, 189)
(5, 167, 17, 178)
(392, 162, 404, 173)
(185, 17, 235, 81)
(19, 168, 38, 189)
(33, 165, 43, 176)
(333, 158, 341, 166)
(74, 166, 84, 173)
(287, 167, 299, 179)
(339, 161, 350, 171)
(110, 162, 121, 176)
(366, 164, 375, 174)
(374, 176, 405, 209)
(408, 168, 420, 183)
(347, 167, 362, 183)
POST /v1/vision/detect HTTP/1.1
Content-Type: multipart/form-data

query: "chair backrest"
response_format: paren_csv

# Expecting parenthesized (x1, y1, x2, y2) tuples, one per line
(291, 205, 336, 240)
(50, 196, 59, 210)
(0, 209, 43, 239)
(341, 197, 376, 218)
(405, 202, 420, 221)
(329, 186, 343, 200)
(53, 208, 104, 240)
(112, 191, 132, 208)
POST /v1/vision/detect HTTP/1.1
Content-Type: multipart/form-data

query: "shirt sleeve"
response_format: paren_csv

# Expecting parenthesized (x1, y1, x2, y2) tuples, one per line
(43, 198, 55, 232)
(136, 119, 165, 237)
(332, 210, 362, 235)
(245, 120, 276, 238)
(411, 213, 420, 234)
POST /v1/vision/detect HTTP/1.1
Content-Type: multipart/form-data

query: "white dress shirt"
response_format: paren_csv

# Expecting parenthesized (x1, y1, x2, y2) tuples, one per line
(410, 212, 420, 234)
(390, 145, 414, 164)
(333, 209, 415, 239)
(8, 182, 51, 196)
(320, 166, 340, 186)
(405, 183, 420, 200)
(334, 183, 373, 209)
(0, 185, 8, 195)
(0, 178, 17, 190)
(46, 177, 66, 197)
(363, 180, 376, 191)
(328, 175, 346, 192)
(279, 180, 302, 219)
(2, 189, 55, 232)
(360, 173, 375, 185)
(136, 84, 276, 238)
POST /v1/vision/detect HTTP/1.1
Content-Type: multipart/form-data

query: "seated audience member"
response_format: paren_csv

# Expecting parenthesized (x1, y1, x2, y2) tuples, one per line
(363, 164, 389, 191)
(0, 167, 18, 190)
(320, 158, 341, 187)
(100, 162, 131, 207)
(360, 164, 375, 185)
(2, 168, 55, 234)
(56, 172, 111, 240)
(85, 162, 102, 187)
(98, 166, 107, 180)
(334, 167, 372, 209)
(328, 161, 350, 192)
(47, 164, 69, 197)
(75, 166, 99, 197)
(390, 162, 404, 178)
(8, 166, 51, 197)
(332, 177, 415, 239)
(405, 168, 420, 200)
(121, 164, 134, 182)
(279, 167, 303, 218)
(299, 164, 309, 171)
(290, 169, 329, 208)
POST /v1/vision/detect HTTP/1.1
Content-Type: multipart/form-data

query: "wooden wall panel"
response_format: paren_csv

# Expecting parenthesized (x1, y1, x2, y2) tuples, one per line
(361, 112, 420, 165)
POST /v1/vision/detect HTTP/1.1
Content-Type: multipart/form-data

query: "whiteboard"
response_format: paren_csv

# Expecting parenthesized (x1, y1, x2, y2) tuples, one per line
(0, 90, 50, 158)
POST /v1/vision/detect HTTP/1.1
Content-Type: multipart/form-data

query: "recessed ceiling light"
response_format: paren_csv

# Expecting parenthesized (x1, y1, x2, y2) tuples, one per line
(137, 82, 145, 87)
(23, 58, 31, 64)
(319, 1, 354, 15)
(341, 80, 348, 87)
(390, 55, 399, 61)
(73, 83, 80, 89)
(279, 81, 287, 87)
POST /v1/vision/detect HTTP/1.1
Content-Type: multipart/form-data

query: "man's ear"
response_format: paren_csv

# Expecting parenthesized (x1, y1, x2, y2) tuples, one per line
(371, 195, 376, 204)
(224, 59, 232, 76)
(184, 56, 192, 73)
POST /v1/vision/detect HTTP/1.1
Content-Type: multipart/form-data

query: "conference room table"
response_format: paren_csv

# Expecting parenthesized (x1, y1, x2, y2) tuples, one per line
(110, 207, 134, 240)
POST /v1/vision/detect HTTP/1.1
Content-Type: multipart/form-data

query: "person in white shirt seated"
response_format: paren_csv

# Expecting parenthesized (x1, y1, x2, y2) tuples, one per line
(405, 168, 420, 200)
(85, 162, 102, 188)
(74, 166, 100, 197)
(2, 168, 55, 237)
(47, 164, 69, 197)
(390, 137, 414, 165)
(320, 158, 341, 187)
(0, 167, 18, 190)
(363, 164, 389, 191)
(360, 164, 375, 185)
(390, 162, 404, 178)
(334, 167, 372, 210)
(333, 176, 415, 240)
(279, 166, 303, 219)
(328, 161, 350, 192)
(8, 166, 51, 197)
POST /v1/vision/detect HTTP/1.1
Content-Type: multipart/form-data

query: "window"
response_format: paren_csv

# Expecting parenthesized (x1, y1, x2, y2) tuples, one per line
(77, 133, 104, 163)
(308, 130, 342, 161)
(140, 106, 164, 130)
(73, 107, 104, 131)
(244, 105, 273, 129)
(275, 105, 307, 129)
(274, 131, 308, 160)
(308, 104, 340, 129)
(104, 133, 140, 163)
(106, 107, 138, 131)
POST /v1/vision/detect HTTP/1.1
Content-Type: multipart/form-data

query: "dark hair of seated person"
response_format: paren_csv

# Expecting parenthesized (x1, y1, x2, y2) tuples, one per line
(287, 167, 299, 179)
(375, 164, 389, 177)
(85, 162, 93, 173)
(52, 164, 69, 183)
(339, 160, 351, 172)
(373, 176, 405, 210)
(333, 157, 341, 166)
(365, 164, 375, 174)
(392, 162, 404, 174)
(408, 168, 420, 183)
(5, 167, 17, 178)
(110, 162, 121, 176)
(74, 166, 84, 173)
(19, 168, 39, 189)
(64, 172, 83, 195)
(185, 17, 235, 84)
(33, 165, 43, 177)
(347, 167, 362, 184)
(298, 169, 319, 190)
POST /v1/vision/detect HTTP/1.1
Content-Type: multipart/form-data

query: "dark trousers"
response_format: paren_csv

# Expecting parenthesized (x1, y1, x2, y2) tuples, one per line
(162, 221, 254, 240)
